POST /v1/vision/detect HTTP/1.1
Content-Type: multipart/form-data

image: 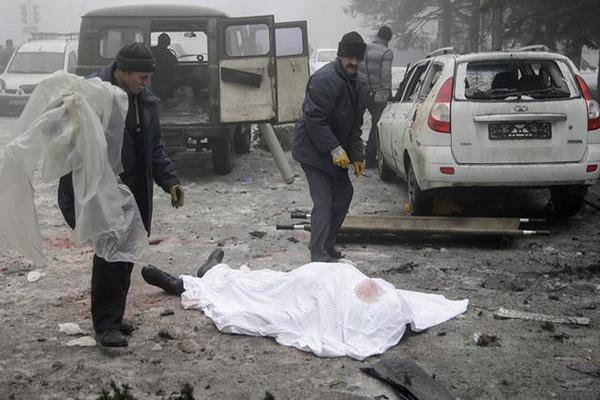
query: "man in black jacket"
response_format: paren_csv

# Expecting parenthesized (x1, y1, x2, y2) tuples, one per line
(292, 32, 368, 263)
(58, 43, 184, 347)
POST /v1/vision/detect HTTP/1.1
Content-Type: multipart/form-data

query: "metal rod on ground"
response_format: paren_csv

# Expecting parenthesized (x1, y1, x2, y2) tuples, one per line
(258, 123, 295, 184)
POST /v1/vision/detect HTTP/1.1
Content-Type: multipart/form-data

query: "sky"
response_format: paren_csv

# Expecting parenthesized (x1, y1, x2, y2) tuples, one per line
(0, 0, 379, 51)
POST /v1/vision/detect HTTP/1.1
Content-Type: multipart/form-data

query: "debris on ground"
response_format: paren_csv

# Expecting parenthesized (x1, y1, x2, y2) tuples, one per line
(493, 307, 590, 325)
(249, 231, 267, 239)
(567, 361, 600, 378)
(58, 322, 85, 335)
(473, 332, 500, 347)
(66, 336, 96, 347)
(26, 271, 44, 282)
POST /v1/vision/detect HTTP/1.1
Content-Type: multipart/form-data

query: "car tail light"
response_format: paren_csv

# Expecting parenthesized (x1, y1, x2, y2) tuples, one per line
(576, 75, 600, 131)
(428, 78, 453, 133)
(587, 164, 597, 173)
(440, 167, 455, 175)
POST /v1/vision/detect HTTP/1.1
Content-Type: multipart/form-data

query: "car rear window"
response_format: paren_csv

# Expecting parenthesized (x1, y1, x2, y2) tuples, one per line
(455, 59, 579, 101)
(7, 52, 63, 74)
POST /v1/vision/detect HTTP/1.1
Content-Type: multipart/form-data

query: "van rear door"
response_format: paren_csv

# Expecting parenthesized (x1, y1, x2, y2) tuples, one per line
(217, 16, 276, 123)
(452, 57, 587, 164)
(274, 21, 309, 123)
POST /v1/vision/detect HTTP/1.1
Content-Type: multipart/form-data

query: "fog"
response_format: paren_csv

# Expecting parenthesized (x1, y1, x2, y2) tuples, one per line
(0, 0, 376, 51)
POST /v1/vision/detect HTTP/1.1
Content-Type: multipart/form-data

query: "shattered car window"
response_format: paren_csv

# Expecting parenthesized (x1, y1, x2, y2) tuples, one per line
(458, 60, 575, 100)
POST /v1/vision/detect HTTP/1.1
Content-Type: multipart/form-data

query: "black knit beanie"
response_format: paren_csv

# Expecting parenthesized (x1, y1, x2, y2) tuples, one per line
(116, 42, 156, 72)
(377, 25, 392, 42)
(337, 31, 366, 59)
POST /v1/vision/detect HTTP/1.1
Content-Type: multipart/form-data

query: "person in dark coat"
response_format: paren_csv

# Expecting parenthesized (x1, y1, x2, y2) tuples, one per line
(359, 25, 393, 167)
(292, 31, 368, 263)
(57, 43, 184, 347)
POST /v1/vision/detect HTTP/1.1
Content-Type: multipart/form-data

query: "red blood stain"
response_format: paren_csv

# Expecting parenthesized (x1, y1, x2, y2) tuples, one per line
(47, 237, 74, 249)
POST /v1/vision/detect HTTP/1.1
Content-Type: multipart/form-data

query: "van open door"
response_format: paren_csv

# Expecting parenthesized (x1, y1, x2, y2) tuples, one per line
(274, 21, 309, 124)
(217, 16, 276, 123)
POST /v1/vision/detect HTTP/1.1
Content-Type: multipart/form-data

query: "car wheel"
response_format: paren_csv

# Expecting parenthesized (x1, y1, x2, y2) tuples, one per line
(550, 186, 587, 217)
(211, 136, 234, 175)
(234, 125, 252, 154)
(376, 141, 396, 182)
(407, 162, 433, 215)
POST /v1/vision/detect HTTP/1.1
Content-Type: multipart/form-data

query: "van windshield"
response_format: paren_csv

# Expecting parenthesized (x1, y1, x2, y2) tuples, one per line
(459, 59, 574, 101)
(7, 52, 63, 74)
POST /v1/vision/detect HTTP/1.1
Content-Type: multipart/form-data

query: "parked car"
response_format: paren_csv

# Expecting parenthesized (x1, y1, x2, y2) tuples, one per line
(309, 48, 337, 74)
(377, 48, 600, 216)
(0, 33, 78, 115)
(79, 4, 309, 174)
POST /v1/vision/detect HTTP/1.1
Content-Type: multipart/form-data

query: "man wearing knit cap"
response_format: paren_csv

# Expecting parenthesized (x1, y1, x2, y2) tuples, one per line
(359, 25, 394, 168)
(293, 31, 368, 263)
(58, 42, 184, 347)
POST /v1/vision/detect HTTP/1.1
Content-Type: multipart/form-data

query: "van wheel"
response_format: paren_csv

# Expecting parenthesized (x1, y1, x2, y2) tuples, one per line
(550, 186, 587, 217)
(234, 125, 252, 154)
(211, 136, 234, 175)
(407, 162, 433, 215)
(377, 142, 396, 182)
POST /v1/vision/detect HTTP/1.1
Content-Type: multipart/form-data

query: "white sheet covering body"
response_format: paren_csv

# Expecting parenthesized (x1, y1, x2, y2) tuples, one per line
(181, 262, 468, 360)
(0, 71, 148, 265)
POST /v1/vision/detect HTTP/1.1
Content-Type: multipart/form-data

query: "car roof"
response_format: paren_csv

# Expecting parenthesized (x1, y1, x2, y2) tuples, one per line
(83, 4, 228, 18)
(18, 40, 76, 53)
(455, 51, 570, 63)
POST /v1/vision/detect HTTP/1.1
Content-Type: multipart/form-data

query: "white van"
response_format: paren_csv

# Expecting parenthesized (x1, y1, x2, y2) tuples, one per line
(0, 33, 79, 115)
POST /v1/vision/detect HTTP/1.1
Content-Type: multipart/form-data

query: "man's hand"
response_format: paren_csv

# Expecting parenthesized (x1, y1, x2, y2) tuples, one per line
(169, 185, 184, 208)
(330, 146, 350, 168)
(352, 160, 365, 177)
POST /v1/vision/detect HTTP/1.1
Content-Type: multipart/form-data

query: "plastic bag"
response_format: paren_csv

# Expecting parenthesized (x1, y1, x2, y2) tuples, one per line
(0, 71, 148, 265)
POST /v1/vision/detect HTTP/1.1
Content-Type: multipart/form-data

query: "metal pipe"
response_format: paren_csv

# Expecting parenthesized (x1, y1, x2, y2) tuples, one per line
(258, 123, 295, 184)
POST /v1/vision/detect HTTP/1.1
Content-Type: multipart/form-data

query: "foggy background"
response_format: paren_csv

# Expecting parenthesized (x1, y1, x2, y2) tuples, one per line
(0, 0, 377, 52)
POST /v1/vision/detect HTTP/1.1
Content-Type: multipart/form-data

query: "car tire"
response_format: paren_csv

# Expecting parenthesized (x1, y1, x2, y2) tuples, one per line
(376, 142, 396, 182)
(550, 186, 587, 217)
(407, 162, 433, 216)
(211, 136, 234, 175)
(234, 125, 252, 154)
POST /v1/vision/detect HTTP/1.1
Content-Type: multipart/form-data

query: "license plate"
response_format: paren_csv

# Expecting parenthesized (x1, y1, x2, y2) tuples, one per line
(489, 121, 552, 140)
(8, 98, 28, 106)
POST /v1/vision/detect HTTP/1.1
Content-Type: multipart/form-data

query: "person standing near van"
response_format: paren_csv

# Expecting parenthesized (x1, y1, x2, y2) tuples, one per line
(292, 31, 368, 263)
(359, 26, 393, 168)
(0, 39, 15, 71)
(58, 42, 185, 347)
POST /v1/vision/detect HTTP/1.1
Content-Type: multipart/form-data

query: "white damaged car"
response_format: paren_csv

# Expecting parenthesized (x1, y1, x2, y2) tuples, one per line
(377, 49, 600, 216)
(0, 35, 78, 115)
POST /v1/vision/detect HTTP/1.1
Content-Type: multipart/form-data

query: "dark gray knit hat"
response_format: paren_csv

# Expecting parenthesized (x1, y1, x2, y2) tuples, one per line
(115, 42, 156, 72)
(337, 31, 366, 59)
(377, 26, 393, 42)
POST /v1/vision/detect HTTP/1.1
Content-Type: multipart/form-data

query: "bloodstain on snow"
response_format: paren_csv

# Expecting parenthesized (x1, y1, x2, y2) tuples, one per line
(46, 237, 74, 249)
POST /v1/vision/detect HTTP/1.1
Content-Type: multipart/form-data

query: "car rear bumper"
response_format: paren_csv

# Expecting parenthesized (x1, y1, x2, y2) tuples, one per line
(0, 94, 29, 115)
(415, 144, 600, 190)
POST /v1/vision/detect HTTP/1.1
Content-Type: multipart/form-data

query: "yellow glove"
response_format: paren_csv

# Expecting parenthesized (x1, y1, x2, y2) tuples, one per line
(352, 160, 365, 177)
(330, 146, 350, 168)
(169, 184, 185, 208)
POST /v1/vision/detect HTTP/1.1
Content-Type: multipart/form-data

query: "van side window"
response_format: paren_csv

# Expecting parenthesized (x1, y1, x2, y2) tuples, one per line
(402, 62, 430, 102)
(275, 27, 303, 57)
(100, 28, 144, 59)
(225, 24, 270, 57)
(67, 51, 77, 73)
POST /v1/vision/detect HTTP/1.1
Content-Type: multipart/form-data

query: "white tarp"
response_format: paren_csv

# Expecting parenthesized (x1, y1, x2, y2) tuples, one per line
(0, 71, 148, 266)
(181, 262, 468, 360)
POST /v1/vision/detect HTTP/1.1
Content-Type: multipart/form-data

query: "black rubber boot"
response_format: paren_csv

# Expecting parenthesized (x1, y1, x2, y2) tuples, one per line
(141, 265, 184, 296)
(96, 329, 128, 347)
(118, 319, 136, 335)
(197, 248, 225, 278)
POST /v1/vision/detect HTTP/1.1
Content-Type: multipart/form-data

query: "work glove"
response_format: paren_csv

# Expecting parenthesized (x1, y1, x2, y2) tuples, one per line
(169, 184, 185, 208)
(330, 146, 350, 169)
(352, 160, 365, 177)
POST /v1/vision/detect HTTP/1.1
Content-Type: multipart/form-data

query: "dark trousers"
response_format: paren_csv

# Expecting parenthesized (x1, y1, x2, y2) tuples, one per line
(91, 255, 134, 333)
(302, 164, 353, 262)
(365, 99, 387, 165)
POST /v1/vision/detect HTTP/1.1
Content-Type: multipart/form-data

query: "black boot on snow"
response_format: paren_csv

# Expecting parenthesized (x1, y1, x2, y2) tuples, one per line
(141, 265, 184, 296)
(196, 248, 225, 278)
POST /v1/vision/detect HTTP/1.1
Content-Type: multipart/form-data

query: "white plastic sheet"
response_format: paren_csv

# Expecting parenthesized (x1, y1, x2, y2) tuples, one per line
(0, 71, 148, 266)
(181, 262, 468, 360)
